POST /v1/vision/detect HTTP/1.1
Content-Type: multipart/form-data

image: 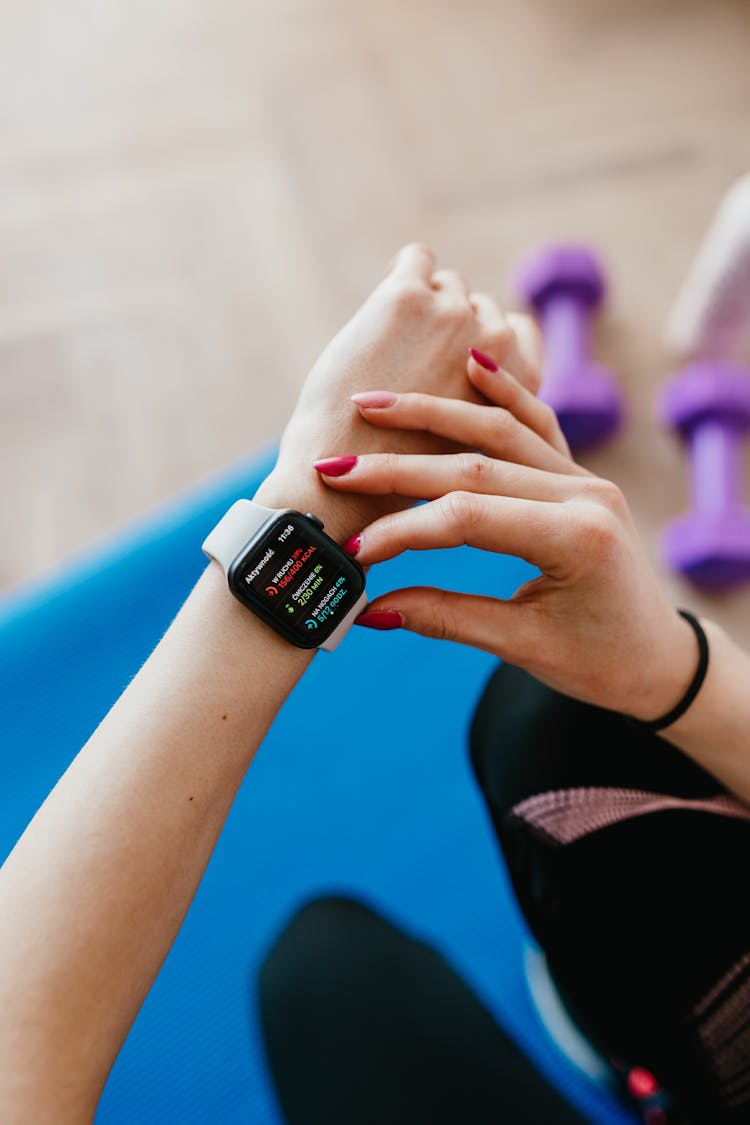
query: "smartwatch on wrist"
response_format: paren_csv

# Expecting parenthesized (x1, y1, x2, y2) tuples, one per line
(202, 500, 367, 652)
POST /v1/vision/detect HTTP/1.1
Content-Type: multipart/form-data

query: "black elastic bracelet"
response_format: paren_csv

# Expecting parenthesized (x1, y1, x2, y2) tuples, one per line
(633, 610, 710, 731)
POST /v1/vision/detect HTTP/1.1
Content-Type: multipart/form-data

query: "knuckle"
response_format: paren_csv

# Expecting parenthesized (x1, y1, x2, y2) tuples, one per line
(437, 299, 472, 330)
(441, 490, 476, 535)
(596, 478, 627, 513)
(512, 311, 539, 340)
(492, 323, 516, 356)
(481, 305, 514, 350)
(469, 291, 489, 316)
(386, 278, 430, 316)
(405, 240, 433, 258)
(435, 268, 468, 291)
(580, 477, 626, 513)
(569, 501, 620, 560)
(428, 588, 461, 643)
(457, 451, 490, 485)
(451, 269, 470, 292)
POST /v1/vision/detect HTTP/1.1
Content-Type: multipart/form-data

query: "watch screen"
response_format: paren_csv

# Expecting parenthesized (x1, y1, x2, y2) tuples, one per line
(228, 513, 365, 648)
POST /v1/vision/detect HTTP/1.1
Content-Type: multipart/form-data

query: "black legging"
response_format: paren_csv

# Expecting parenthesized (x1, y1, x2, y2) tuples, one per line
(258, 664, 750, 1124)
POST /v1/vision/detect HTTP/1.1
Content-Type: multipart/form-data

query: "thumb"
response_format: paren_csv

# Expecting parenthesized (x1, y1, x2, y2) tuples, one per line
(355, 586, 533, 663)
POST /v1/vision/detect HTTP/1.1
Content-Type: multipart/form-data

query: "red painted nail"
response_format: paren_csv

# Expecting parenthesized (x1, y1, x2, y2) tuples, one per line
(469, 347, 498, 373)
(351, 391, 398, 409)
(627, 1068, 660, 1101)
(313, 456, 358, 477)
(355, 610, 403, 630)
(343, 533, 362, 556)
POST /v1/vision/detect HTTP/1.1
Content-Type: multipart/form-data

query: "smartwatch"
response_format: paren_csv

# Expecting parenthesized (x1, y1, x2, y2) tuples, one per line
(202, 500, 367, 652)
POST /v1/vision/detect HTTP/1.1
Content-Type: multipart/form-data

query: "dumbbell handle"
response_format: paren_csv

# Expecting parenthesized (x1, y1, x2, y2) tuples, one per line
(539, 294, 589, 386)
(688, 420, 743, 512)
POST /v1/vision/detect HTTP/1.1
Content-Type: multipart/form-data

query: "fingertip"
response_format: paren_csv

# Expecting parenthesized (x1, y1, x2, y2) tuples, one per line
(354, 609, 404, 631)
(351, 391, 398, 410)
(312, 456, 358, 478)
(466, 352, 511, 405)
(468, 347, 498, 373)
(342, 533, 362, 557)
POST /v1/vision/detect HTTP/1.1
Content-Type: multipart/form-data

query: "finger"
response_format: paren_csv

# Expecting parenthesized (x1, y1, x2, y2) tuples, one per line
(348, 491, 570, 575)
(352, 391, 578, 475)
(466, 352, 572, 458)
(314, 450, 582, 503)
(388, 242, 436, 284)
(431, 268, 471, 300)
(504, 312, 544, 394)
(355, 586, 537, 664)
(468, 292, 516, 373)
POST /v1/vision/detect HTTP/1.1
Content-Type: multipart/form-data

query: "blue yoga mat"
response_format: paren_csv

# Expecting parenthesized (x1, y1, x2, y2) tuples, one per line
(0, 448, 635, 1124)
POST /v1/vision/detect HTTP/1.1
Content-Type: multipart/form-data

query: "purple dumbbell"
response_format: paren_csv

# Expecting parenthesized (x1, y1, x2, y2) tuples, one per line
(515, 244, 624, 450)
(659, 361, 750, 590)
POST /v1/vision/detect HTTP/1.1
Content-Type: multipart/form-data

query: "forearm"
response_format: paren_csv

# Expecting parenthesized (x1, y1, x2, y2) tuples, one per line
(0, 470, 360, 1123)
(662, 618, 750, 806)
(0, 560, 311, 1122)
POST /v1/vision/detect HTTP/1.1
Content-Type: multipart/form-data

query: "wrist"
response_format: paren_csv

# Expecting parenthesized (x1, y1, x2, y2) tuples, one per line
(654, 619, 750, 805)
(192, 561, 314, 673)
(625, 609, 700, 723)
(660, 618, 725, 740)
(254, 462, 398, 546)
(627, 610, 707, 725)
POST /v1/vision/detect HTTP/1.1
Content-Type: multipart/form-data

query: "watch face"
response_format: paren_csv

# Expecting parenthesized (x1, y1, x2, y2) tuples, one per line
(228, 513, 365, 648)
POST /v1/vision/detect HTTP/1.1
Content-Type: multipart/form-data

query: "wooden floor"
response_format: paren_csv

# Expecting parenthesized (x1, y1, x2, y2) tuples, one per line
(2, 0, 750, 643)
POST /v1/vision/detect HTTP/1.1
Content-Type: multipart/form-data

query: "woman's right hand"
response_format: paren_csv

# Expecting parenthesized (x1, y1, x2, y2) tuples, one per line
(314, 351, 698, 723)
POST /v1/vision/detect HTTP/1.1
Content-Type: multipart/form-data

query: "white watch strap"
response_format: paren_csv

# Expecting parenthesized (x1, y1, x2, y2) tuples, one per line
(201, 499, 278, 572)
(320, 590, 369, 653)
(203, 500, 367, 653)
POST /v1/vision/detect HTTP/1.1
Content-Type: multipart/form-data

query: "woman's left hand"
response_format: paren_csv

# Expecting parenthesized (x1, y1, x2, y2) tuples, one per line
(257, 243, 541, 541)
(313, 356, 696, 722)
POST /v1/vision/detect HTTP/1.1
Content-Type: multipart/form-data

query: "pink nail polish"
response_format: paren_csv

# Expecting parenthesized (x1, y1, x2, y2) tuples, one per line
(343, 533, 362, 556)
(469, 347, 498, 373)
(313, 456, 358, 477)
(351, 391, 398, 409)
(355, 610, 403, 631)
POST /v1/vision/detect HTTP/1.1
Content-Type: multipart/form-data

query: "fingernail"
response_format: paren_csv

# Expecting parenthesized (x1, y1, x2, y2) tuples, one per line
(469, 347, 498, 373)
(313, 456, 358, 477)
(343, 533, 362, 556)
(355, 611, 404, 631)
(351, 391, 398, 409)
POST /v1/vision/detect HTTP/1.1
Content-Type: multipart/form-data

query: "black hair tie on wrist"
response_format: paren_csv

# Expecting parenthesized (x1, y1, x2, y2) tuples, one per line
(634, 610, 710, 732)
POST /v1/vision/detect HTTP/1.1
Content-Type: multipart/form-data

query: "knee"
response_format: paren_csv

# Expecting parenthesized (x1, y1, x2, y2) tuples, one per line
(257, 895, 378, 1024)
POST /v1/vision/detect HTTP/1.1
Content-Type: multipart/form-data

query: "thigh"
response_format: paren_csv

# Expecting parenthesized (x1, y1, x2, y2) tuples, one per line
(470, 662, 750, 1122)
(257, 896, 589, 1125)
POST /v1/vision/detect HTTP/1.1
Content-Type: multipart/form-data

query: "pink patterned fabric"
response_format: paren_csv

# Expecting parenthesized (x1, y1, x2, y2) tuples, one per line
(510, 786, 750, 846)
(690, 955, 750, 1109)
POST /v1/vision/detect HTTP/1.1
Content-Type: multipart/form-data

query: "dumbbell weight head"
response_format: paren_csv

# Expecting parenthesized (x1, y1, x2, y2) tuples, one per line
(659, 361, 750, 589)
(516, 244, 607, 311)
(541, 362, 624, 451)
(515, 244, 624, 451)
